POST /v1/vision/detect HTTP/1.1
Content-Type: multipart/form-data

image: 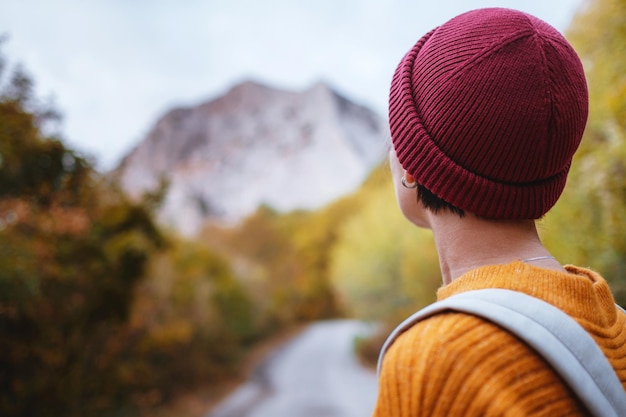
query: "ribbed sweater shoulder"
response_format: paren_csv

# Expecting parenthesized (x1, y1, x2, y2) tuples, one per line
(373, 261, 626, 417)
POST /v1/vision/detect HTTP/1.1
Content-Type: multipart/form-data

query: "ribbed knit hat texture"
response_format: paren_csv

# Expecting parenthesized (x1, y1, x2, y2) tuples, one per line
(390, 8, 588, 219)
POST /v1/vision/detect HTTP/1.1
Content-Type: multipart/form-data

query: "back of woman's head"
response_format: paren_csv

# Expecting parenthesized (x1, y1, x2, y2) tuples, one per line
(390, 7, 588, 219)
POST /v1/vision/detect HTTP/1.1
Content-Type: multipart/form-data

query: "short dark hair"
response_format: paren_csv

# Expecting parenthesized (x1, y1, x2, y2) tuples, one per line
(417, 184, 465, 217)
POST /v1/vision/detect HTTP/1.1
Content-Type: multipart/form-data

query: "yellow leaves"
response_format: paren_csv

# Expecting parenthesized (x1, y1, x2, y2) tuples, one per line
(330, 163, 439, 321)
(201, 204, 344, 325)
(541, 119, 626, 301)
(543, 0, 626, 303)
(134, 236, 257, 346)
(568, 0, 626, 133)
(143, 319, 194, 349)
(608, 80, 626, 128)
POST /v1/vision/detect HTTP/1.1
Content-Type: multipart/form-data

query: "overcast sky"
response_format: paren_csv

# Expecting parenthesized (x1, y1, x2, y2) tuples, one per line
(0, 0, 583, 170)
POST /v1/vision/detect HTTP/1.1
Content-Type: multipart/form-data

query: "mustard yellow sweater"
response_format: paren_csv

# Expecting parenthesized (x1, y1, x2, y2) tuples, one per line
(373, 262, 626, 417)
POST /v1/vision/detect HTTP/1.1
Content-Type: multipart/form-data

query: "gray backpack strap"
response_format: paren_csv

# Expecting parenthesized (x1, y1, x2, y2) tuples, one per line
(377, 289, 626, 417)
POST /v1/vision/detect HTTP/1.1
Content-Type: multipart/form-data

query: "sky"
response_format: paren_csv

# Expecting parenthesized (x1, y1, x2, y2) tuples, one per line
(0, 0, 583, 171)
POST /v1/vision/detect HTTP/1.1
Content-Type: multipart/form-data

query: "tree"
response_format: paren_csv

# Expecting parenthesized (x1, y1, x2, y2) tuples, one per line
(330, 164, 440, 321)
(0, 44, 165, 416)
(541, 0, 626, 303)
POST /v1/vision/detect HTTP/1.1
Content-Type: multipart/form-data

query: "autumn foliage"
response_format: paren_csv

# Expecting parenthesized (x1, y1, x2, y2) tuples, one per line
(0, 53, 168, 415)
(0, 45, 344, 416)
(540, 0, 626, 303)
(1, 1, 626, 414)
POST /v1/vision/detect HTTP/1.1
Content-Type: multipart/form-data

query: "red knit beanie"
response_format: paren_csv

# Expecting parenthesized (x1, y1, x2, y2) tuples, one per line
(389, 8, 588, 219)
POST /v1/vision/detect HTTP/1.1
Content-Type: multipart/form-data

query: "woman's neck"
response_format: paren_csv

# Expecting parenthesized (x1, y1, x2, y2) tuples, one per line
(428, 212, 565, 285)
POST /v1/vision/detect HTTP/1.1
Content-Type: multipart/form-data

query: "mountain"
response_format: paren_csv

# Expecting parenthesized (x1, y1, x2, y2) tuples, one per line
(114, 80, 389, 236)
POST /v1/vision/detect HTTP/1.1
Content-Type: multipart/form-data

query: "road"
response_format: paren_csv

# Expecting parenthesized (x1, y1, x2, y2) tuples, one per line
(206, 320, 379, 417)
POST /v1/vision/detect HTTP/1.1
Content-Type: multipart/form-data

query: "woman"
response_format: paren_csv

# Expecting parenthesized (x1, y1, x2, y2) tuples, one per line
(373, 7, 626, 416)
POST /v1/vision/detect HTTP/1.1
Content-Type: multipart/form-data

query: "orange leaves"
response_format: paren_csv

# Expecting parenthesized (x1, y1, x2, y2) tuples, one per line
(0, 197, 89, 235)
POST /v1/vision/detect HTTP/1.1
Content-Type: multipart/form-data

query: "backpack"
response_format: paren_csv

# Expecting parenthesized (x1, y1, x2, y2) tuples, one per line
(377, 289, 626, 417)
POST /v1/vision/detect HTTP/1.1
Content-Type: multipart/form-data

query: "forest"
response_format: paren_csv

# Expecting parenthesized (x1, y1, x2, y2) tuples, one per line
(1, 0, 625, 415)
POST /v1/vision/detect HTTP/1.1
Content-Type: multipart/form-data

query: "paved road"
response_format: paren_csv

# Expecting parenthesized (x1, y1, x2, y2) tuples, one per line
(206, 320, 379, 417)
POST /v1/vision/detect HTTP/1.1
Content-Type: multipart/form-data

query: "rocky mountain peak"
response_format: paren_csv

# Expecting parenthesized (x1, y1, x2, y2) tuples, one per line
(114, 80, 388, 235)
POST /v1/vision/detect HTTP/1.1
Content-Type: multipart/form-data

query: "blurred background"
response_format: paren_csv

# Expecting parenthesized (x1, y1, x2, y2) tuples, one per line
(1, 0, 625, 416)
